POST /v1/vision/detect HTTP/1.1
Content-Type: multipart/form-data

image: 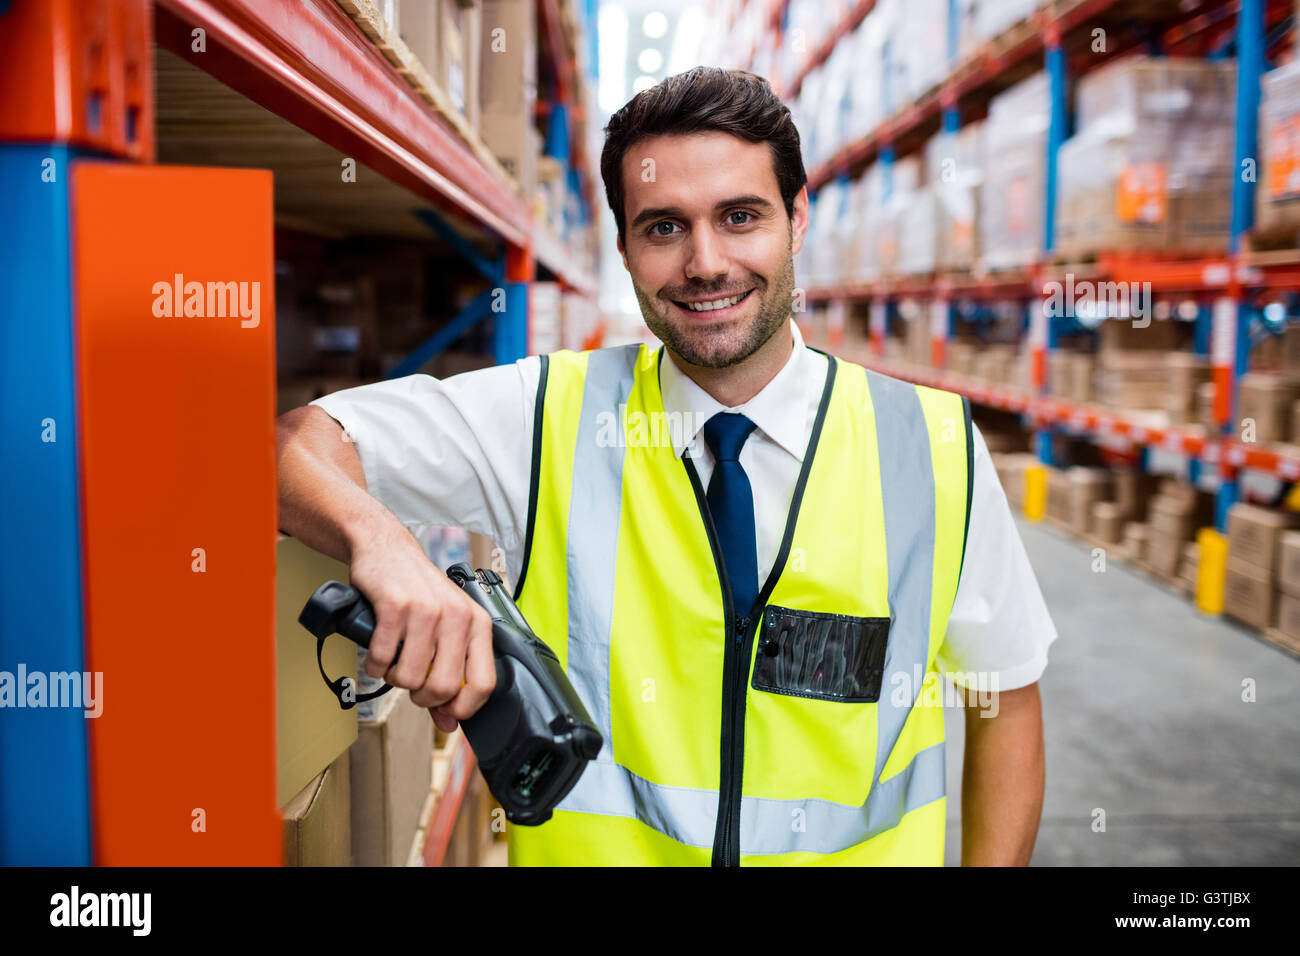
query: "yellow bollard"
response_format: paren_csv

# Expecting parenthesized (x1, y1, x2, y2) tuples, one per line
(1195, 527, 1227, 615)
(1285, 482, 1300, 513)
(1024, 464, 1046, 521)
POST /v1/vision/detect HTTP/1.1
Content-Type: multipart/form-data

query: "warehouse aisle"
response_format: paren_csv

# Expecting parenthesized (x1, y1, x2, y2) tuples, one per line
(944, 519, 1300, 866)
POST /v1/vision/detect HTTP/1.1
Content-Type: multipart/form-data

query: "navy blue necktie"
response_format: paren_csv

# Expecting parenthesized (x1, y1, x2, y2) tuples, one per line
(702, 412, 759, 622)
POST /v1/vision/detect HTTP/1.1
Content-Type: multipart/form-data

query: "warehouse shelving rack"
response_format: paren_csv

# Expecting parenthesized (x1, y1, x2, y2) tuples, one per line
(778, 0, 1298, 534)
(0, 0, 598, 866)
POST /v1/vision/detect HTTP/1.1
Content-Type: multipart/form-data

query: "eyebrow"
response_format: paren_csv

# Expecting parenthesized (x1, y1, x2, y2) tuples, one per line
(628, 195, 776, 232)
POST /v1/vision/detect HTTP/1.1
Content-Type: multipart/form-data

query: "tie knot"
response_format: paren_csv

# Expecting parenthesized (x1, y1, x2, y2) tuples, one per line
(702, 412, 757, 463)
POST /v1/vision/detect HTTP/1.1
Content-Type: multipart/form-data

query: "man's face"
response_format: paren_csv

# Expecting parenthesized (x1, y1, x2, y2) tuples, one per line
(616, 132, 808, 369)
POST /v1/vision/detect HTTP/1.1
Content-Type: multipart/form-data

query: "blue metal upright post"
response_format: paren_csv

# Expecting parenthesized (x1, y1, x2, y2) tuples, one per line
(1217, 0, 1266, 530)
(1044, 38, 1068, 255)
(0, 144, 94, 865)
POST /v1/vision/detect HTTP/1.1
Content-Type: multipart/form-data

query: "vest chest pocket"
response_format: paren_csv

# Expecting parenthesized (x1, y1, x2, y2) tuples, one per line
(752, 605, 891, 703)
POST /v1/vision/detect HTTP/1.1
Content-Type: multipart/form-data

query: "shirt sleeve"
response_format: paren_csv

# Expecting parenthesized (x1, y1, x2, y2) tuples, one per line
(307, 357, 540, 583)
(937, 422, 1058, 692)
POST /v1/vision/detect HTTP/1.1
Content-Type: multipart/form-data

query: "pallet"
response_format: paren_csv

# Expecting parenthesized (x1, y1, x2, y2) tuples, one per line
(1263, 626, 1300, 659)
(332, 0, 514, 190)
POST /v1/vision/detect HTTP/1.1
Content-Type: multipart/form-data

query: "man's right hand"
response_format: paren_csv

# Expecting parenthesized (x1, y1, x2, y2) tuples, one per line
(347, 527, 497, 734)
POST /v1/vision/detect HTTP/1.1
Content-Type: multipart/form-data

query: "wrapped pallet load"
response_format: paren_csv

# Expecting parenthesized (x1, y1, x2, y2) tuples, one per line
(980, 72, 1049, 270)
(1257, 58, 1300, 238)
(1056, 56, 1236, 260)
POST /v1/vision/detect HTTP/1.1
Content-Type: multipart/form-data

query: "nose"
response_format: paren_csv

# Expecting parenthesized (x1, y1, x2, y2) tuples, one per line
(683, 225, 729, 284)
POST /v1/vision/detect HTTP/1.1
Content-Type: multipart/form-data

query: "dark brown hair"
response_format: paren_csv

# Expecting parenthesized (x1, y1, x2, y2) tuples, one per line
(600, 67, 807, 245)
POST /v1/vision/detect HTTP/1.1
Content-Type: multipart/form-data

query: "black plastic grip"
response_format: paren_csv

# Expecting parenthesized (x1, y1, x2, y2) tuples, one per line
(299, 580, 403, 662)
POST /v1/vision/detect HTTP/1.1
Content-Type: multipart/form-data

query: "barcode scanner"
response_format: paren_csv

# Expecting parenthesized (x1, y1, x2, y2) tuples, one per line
(298, 563, 602, 825)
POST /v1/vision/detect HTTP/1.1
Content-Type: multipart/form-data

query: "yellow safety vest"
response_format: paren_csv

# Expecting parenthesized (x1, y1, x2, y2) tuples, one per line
(507, 342, 972, 865)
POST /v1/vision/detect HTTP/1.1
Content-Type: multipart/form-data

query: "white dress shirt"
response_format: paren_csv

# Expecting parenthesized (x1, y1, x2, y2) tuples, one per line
(310, 319, 1057, 690)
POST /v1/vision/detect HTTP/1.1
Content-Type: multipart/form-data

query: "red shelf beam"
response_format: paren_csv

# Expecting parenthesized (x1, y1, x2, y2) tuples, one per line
(422, 734, 478, 867)
(154, 0, 530, 247)
(858, 359, 1300, 481)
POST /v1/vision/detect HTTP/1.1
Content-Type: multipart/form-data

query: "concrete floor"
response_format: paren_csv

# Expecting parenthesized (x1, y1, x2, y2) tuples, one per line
(943, 518, 1300, 866)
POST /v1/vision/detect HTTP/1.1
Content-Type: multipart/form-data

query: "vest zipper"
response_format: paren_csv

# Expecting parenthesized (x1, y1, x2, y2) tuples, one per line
(670, 348, 838, 867)
(717, 612, 758, 866)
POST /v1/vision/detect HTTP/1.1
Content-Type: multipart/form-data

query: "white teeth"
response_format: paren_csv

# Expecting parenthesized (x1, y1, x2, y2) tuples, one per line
(685, 293, 745, 312)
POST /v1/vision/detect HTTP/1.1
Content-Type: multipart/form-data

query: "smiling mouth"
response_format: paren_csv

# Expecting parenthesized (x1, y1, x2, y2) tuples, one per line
(671, 289, 754, 317)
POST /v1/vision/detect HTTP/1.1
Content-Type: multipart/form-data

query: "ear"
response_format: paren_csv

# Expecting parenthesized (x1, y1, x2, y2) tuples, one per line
(789, 186, 810, 258)
(617, 230, 630, 272)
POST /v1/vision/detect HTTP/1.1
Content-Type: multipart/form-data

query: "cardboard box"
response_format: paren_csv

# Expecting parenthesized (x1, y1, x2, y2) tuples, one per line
(1277, 591, 1300, 641)
(1178, 541, 1200, 586)
(1226, 502, 1300, 572)
(1122, 521, 1149, 562)
(1237, 373, 1300, 443)
(350, 689, 435, 866)
(437, 0, 482, 128)
(282, 752, 351, 867)
(1147, 529, 1183, 578)
(1148, 495, 1195, 542)
(479, 0, 537, 113)
(1223, 557, 1276, 631)
(1067, 468, 1112, 535)
(479, 108, 538, 197)
(1046, 467, 1071, 526)
(1277, 530, 1300, 598)
(1092, 501, 1123, 544)
(1283, 324, 1300, 383)
(276, 536, 359, 807)
(443, 768, 487, 867)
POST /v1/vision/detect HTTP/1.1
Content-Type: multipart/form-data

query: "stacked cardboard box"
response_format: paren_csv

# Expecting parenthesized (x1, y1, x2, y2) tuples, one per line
(1177, 541, 1200, 594)
(1237, 373, 1300, 443)
(1274, 531, 1300, 645)
(1091, 501, 1124, 545)
(1256, 59, 1300, 236)
(1223, 503, 1300, 631)
(1143, 478, 1214, 580)
(1045, 466, 1071, 528)
(282, 752, 351, 866)
(350, 689, 435, 866)
(1093, 317, 1187, 414)
(276, 536, 359, 807)
(477, 0, 539, 197)
(1120, 521, 1148, 563)
(1048, 350, 1095, 403)
(1066, 468, 1112, 537)
(1164, 353, 1212, 424)
(1057, 57, 1236, 259)
(991, 452, 1037, 512)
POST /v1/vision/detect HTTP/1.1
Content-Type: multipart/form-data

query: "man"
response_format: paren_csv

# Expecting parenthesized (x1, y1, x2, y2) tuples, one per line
(277, 67, 1056, 866)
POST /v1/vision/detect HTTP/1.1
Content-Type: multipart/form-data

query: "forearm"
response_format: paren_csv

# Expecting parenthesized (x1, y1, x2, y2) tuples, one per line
(959, 681, 1045, 866)
(275, 405, 411, 563)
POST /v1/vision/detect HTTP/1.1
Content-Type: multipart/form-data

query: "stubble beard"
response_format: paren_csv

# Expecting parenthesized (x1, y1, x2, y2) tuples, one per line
(635, 246, 795, 370)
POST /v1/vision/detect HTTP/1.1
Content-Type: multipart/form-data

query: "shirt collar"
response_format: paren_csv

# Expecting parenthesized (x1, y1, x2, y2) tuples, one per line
(658, 317, 818, 463)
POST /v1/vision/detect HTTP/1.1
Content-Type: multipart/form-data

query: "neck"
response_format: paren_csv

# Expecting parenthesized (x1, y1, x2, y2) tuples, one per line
(668, 321, 794, 408)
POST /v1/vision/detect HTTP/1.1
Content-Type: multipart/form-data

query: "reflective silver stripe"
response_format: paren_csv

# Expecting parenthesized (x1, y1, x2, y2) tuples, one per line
(554, 355, 945, 859)
(739, 742, 944, 855)
(862, 370, 944, 804)
(553, 344, 719, 843)
(728, 370, 944, 857)
(559, 760, 718, 848)
(559, 344, 640, 758)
